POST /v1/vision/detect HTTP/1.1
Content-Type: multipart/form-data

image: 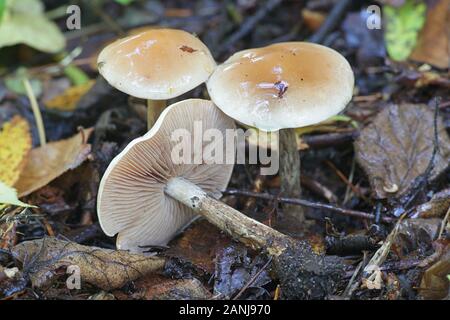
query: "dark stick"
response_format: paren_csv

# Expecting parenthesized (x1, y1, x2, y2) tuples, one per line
(218, 0, 283, 57)
(308, 0, 352, 44)
(224, 189, 395, 223)
(302, 130, 359, 149)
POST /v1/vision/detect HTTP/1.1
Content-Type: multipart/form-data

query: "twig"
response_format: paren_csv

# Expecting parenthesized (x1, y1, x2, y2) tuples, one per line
(23, 78, 46, 146)
(325, 160, 370, 203)
(223, 189, 395, 223)
(232, 256, 273, 300)
(438, 206, 450, 239)
(218, 0, 283, 56)
(303, 130, 359, 149)
(308, 0, 352, 44)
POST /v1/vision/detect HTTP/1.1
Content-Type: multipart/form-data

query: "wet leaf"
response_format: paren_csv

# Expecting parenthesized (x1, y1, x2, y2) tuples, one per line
(419, 249, 450, 299)
(144, 278, 211, 300)
(45, 80, 95, 112)
(355, 104, 450, 199)
(410, 0, 450, 69)
(0, 116, 32, 186)
(384, 0, 426, 61)
(11, 237, 165, 290)
(0, 0, 65, 53)
(0, 182, 34, 207)
(14, 128, 94, 197)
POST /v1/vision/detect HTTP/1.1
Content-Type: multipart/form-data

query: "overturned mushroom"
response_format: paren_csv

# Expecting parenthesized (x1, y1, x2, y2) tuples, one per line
(97, 28, 216, 129)
(207, 42, 354, 231)
(97, 98, 343, 299)
(97, 99, 235, 252)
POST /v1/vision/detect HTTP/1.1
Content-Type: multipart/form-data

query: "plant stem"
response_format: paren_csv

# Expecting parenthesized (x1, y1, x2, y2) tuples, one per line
(146, 100, 166, 130)
(23, 78, 46, 146)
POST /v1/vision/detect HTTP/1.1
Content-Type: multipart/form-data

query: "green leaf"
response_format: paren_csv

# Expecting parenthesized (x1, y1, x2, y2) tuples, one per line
(4, 68, 42, 97)
(384, 0, 427, 61)
(0, 181, 35, 207)
(64, 65, 90, 86)
(0, 0, 6, 24)
(114, 0, 135, 5)
(0, 0, 65, 53)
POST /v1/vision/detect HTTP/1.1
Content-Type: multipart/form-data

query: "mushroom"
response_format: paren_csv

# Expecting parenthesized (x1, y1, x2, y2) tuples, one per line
(97, 28, 216, 129)
(97, 99, 235, 253)
(97, 98, 343, 298)
(207, 42, 354, 230)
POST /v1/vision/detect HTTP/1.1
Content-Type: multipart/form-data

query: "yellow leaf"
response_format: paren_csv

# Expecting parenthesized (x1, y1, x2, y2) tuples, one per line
(14, 128, 93, 197)
(0, 181, 35, 208)
(0, 116, 32, 186)
(45, 80, 95, 112)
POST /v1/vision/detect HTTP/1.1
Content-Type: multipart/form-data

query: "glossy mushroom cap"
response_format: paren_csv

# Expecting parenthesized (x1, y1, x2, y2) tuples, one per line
(207, 42, 354, 131)
(98, 29, 216, 100)
(97, 99, 235, 253)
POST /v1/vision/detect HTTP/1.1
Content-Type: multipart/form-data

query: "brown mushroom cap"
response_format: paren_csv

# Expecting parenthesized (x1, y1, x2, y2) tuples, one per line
(207, 42, 354, 131)
(97, 99, 235, 253)
(98, 29, 216, 100)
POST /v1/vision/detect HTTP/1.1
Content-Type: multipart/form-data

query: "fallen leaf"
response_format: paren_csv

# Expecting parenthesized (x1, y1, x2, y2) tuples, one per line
(144, 278, 211, 300)
(419, 249, 450, 299)
(301, 9, 326, 31)
(45, 80, 95, 112)
(213, 245, 271, 299)
(14, 128, 93, 197)
(0, 181, 34, 207)
(11, 237, 166, 290)
(0, 116, 32, 186)
(410, 0, 450, 69)
(384, 0, 427, 61)
(167, 219, 232, 274)
(0, 0, 65, 53)
(355, 104, 450, 199)
(416, 189, 450, 218)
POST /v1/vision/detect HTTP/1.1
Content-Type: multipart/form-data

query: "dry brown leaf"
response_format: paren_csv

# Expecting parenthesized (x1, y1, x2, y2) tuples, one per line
(355, 104, 450, 199)
(410, 0, 450, 69)
(0, 116, 32, 186)
(11, 237, 166, 290)
(144, 278, 211, 300)
(14, 128, 93, 197)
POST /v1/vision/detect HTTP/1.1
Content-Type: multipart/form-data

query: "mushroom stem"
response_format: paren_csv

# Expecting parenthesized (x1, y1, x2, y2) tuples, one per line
(165, 177, 343, 299)
(278, 128, 303, 230)
(146, 100, 166, 129)
(165, 177, 291, 256)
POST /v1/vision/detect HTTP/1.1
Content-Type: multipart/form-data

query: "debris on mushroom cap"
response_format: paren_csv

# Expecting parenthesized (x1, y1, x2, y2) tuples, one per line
(97, 29, 216, 100)
(97, 99, 235, 253)
(207, 42, 354, 131)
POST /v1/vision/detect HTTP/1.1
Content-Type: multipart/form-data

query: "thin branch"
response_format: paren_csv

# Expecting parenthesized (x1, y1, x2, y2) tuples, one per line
(224, 189, 395, 223)
(23, 78, 46, 146)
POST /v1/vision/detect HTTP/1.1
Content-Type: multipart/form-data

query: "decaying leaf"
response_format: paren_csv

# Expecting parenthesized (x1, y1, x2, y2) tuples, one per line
(11, 237, 166, 290)
(0, 181, 34, 207)
(384, 0, 426, 61)
(14, 128, 94, 197)
(355, 104, 450, 199)
(0, 116, 31, 186)
(419, 249, 450, 300)
(410, 0, 450, 69)
(45, 81, 95, 112)
(416, 189, 450, 218)
(144, 278, 211, 300)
